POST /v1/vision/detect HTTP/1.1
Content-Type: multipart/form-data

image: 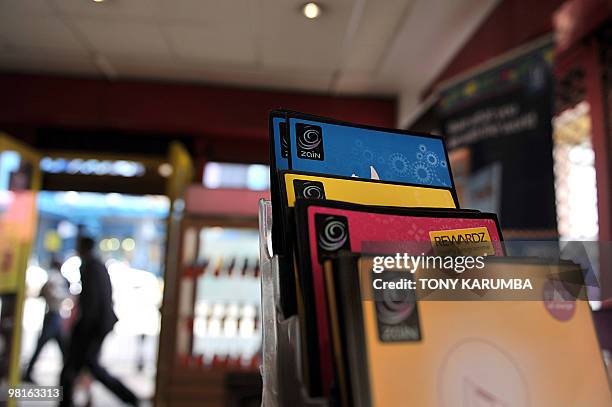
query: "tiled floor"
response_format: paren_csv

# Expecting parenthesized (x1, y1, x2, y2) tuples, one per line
(21, 329, 157, 406)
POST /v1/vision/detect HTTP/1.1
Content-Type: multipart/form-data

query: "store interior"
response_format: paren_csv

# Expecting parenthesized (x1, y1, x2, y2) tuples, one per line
(0, 0, 611, 406)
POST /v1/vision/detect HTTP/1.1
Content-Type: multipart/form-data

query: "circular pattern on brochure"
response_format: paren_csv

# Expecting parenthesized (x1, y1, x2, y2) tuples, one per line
(318, 218, 348, 251)
(412, 162, 433, 184)
(390, 153, 410, 175)
(298, 128, 322, 150)
(302, 184, 324, 199)
(376, 276, 416, 325)
(426, 151, 439, 166)
(438, 339, 529, 407)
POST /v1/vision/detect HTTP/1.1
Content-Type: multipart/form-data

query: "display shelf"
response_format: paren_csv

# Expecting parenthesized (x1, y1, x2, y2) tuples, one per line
(258, 199, 328, 407)
(175, 217, 262, 369)
(156, 188, 265, 407)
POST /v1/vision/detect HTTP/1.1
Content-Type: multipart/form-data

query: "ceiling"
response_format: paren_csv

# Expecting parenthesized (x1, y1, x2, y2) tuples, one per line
(0, 0, 498, 124)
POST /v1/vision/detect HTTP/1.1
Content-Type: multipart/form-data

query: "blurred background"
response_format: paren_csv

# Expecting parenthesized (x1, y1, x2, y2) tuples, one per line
(0, 0, 610, 406)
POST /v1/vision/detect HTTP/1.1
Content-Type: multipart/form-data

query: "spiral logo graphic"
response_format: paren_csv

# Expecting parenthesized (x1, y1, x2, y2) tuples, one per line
(318, 218, 348, 252)
(294, 180, 325, 200)
(296, 123, 324, 160)
(376, 278, 415, 325)
(298, 128, 321, 150)
(280, 132, 289, 153)
(302, 184, 324, 199)
(279, 122, 288, 158)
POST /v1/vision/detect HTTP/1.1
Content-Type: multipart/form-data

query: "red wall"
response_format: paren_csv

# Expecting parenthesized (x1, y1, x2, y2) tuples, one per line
(0, 74, 395, 142)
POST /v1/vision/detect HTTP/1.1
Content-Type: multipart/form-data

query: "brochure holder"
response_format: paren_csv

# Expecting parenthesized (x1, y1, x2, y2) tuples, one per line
(258, 199, 328, 407)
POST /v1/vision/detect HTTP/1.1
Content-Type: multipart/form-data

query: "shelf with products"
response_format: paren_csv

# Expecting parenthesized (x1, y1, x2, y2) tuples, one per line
(156, 186, 269, 406)
(177, 224, 261, 371)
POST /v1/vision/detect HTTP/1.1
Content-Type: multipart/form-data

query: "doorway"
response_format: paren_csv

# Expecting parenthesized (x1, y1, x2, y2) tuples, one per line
(21, 191, 169, 405)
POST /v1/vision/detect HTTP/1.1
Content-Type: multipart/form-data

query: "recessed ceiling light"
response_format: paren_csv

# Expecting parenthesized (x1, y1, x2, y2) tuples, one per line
(93, 0, 105, 3)
(302, 2, 321, 19)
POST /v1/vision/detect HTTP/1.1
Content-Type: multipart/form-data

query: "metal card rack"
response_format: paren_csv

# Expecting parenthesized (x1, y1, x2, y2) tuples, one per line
(258, 199, 328, 407)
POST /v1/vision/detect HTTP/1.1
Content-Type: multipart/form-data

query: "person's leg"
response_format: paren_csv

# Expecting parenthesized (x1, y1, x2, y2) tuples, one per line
(84, 334, 138, 405)
(47, 312, 67, 358)
(59, 330, 89, 407)
(23, 312, 55, 380)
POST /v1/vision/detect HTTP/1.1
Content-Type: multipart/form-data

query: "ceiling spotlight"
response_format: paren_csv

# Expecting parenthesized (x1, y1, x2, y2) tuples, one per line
(302, 2, 322, 19)
(93, 0, 105, 3)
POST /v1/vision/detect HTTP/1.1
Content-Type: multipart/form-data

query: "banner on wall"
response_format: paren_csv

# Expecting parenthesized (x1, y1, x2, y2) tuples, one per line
(438, 41, 556, 231)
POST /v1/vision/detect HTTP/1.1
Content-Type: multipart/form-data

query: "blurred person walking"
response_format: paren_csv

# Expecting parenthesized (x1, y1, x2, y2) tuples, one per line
(22, 258, 69, 383)
(59, 237, 138, 407)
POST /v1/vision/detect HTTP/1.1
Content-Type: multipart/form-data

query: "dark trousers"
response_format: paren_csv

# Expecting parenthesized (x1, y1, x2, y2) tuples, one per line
(59, 327, 137, 406)
(24, 311, 65, 379)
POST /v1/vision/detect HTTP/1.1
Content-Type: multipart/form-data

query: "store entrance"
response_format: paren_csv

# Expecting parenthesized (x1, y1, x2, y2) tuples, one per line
(7, 142, 193, 406)
(21, 191, 169, 404)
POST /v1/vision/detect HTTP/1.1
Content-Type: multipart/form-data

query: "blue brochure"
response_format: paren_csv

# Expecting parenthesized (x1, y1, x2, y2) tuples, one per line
(286, 114, 453, 187)
(270, 112, 289, 170)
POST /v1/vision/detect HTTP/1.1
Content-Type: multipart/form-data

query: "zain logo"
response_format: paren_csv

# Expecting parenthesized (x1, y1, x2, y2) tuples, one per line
(316, 215, 350, 258)
(296, 123, 324, 160)
(279, 122, 289, 158)
(294, 180, 325, 200)
(298, 129, 321, 150)
(319, 219, 347, 251)
(377, 277, 415, 325)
